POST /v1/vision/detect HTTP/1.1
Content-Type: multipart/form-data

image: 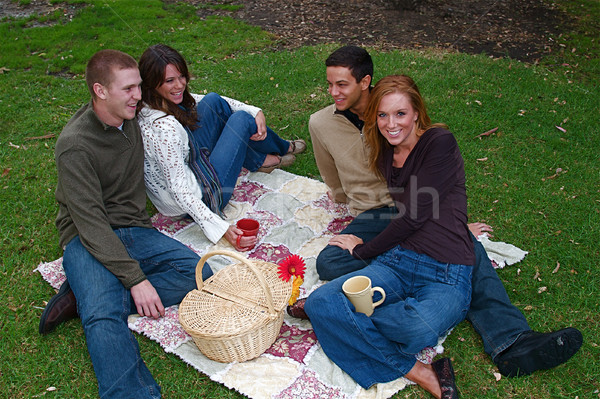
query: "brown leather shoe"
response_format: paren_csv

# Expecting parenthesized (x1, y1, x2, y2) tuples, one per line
(257, 154, 296, 173)
(39, 282, 78, 335)
(287, 139, 307, 155)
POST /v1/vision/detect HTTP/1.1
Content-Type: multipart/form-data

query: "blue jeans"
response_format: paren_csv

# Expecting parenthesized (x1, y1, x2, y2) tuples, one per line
(62, 227, 212, 399)
(316, 212, 531, 359)
(468, 233, 531, 358)
(316, 207, 398, 280)
(191, 92, 290, 206)
(306, 246, 472, 389)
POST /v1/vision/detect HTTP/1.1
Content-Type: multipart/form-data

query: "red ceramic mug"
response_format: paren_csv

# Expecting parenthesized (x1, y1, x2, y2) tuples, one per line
(235, 218, 260, 250)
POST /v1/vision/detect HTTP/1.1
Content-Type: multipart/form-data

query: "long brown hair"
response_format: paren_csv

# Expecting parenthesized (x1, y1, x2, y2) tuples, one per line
(137, 44, 198, 128)
(363, 75, 447, 176)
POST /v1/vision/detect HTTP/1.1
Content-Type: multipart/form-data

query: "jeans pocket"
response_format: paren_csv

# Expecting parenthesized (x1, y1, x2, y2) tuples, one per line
(378, 245, 405, 268)
(434, 261, 460, 285)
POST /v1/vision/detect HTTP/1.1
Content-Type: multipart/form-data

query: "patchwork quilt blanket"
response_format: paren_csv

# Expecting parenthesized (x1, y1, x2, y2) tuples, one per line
(36, 169, 527, 399)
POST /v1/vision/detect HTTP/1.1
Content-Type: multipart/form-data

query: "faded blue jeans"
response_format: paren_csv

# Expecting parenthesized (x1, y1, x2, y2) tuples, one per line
(191, 92, 290, 206)
(316, 213, 531, 360)
(306, 246, 472, 388)
(62, 227, 212, 399)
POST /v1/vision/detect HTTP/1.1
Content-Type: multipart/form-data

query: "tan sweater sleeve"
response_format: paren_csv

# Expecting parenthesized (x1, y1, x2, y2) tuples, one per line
(309, 113, 349, 204)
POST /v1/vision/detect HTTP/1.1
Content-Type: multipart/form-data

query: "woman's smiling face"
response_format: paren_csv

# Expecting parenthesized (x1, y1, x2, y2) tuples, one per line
(376, 92, 419, 149)
(156, 64, 187, 105)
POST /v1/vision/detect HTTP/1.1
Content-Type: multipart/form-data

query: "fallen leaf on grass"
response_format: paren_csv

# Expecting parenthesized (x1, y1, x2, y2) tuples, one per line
(542, 167, 567, 181)
(493, 372, 502, 381)
(2, 168, 10, 178)
(476, 127, 498, 139)
(538, 286, 548, 293)
(477, 157, 488, 162)
(555, 125, 567, 133)
(553, 262, 560, 273)
(24, 133, 55, 141)
(0, 66, 10, 74)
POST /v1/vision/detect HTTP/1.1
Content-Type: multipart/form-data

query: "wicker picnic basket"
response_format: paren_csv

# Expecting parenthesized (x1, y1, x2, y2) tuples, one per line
(179, 250, 292, 363)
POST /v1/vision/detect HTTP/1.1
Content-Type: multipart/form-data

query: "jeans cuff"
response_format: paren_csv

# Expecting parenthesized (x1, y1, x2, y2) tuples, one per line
(491, 330, 529, 360)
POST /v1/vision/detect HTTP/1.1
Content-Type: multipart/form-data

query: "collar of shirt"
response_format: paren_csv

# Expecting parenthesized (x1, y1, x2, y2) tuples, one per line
(334, 108, 364, 132)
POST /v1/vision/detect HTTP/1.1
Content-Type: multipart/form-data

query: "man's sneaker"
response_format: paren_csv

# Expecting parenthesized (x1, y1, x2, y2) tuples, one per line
(494, 327, 583, 377)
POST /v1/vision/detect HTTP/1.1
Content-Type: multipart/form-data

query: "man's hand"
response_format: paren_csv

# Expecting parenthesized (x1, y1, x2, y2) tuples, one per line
(468, 222, 493, 238)
(250, 111, 267, 141)
(130, 280, 165, 319)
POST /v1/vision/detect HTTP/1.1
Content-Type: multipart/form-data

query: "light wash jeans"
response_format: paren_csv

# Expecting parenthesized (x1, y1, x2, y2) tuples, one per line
(306, 246, 472, 389)
(191, 92, 290, 206)
(62, 227, 212, 399)
(316, 212, 531, 360)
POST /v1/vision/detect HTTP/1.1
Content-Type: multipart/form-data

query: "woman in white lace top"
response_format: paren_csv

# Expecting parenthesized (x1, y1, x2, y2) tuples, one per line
(137, 44, 306, 248)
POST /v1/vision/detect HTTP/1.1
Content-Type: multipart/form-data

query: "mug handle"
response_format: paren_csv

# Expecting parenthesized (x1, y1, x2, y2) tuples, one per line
(372, 286, 386, 309)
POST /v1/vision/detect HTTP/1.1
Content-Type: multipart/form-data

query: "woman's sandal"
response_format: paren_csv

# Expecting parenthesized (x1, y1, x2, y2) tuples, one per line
(257, 154, 296, 173)
(288, 139, 307, 155)
(432, 357, 460, 399)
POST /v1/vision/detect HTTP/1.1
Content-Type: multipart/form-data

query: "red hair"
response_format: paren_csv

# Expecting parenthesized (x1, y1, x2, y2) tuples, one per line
(363, 75, 446, 176)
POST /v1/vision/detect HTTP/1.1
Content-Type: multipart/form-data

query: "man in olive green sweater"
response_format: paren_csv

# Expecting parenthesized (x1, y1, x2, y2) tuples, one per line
(39, 49, 211, 399)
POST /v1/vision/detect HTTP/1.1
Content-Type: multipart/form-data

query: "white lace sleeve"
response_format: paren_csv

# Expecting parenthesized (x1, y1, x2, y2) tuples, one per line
(192, 93, 262, 117)
(139, 110, 229, 243)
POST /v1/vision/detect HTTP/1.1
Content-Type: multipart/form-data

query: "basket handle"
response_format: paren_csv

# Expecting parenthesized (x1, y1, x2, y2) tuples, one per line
(195, 250, 277, 316)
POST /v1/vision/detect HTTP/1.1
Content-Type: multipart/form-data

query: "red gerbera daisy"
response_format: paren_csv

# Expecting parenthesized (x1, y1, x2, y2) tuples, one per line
(277, 254, 306, 282)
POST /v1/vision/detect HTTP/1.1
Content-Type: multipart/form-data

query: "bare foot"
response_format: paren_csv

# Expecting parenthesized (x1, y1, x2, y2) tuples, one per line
(405, 361, 442, 398)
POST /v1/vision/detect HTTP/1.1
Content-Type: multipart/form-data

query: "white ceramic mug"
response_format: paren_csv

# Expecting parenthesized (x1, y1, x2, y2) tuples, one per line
(342, 275, 386, 316)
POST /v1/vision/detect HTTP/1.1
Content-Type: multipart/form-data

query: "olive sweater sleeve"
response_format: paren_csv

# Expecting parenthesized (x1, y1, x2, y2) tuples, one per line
(56, 149, 147, 288)
(55, 105, 152, 289)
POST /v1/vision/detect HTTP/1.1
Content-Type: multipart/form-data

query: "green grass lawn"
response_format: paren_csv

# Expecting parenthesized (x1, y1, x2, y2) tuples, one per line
(1, 0, 598, 397)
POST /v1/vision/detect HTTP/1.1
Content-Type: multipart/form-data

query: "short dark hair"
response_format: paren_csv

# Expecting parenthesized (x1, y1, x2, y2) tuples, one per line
(325, 45, 373, 84)
(85, 49, 138, 98)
